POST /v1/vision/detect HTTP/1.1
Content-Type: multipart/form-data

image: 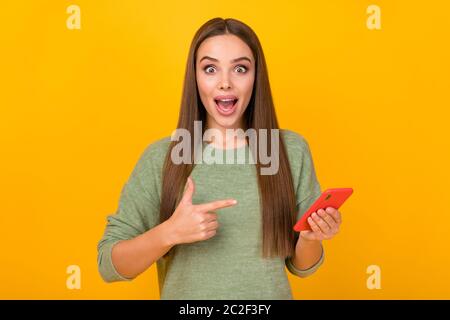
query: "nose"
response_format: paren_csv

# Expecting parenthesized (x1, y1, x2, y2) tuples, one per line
(218, 74, 232, 90)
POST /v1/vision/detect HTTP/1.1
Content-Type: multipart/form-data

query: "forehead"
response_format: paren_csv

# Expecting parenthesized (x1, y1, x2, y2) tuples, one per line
(196, 34, 253, 63)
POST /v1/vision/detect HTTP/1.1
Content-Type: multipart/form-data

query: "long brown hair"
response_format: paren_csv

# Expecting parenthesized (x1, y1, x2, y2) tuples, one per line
(159, 17, 297, 259)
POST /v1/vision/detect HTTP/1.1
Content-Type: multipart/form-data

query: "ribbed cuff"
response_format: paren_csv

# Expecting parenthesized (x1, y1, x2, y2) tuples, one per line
(285, 243, 324, 278)
(98, 240, 133, 282)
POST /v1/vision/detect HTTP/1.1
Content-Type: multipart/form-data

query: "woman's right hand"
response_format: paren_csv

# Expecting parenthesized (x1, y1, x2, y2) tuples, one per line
(166, 176, 237, 245)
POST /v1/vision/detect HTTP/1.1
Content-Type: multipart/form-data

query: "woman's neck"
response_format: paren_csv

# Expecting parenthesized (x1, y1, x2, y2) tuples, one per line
(204, 118, 248, 149)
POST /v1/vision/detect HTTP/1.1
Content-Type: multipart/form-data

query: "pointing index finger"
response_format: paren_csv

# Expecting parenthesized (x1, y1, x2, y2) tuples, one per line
(196, 199, 237, 212)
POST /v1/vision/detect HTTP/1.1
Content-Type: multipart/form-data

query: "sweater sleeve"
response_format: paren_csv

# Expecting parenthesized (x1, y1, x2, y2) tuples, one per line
(283, 131, 324, 278)
(97, 142, 163, 283)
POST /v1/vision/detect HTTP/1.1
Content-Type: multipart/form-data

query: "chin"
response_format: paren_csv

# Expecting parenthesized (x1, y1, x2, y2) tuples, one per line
(205, 105, 241, 128)
(216, 120, 238, 129)
(214, 113, 242, 129)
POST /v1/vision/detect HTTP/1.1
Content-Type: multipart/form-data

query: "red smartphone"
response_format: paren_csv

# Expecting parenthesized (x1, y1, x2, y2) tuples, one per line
(293, 188, 354, 232)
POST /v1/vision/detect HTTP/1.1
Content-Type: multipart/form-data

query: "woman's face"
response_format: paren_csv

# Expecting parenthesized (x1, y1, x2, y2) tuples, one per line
(196, 34, 255, 131)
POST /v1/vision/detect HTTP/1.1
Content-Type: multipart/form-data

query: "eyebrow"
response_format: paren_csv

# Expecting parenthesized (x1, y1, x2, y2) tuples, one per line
(199, 56, 252, 64)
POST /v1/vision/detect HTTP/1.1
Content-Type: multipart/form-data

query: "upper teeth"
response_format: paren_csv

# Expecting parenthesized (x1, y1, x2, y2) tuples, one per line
(217, 99, 235, 102)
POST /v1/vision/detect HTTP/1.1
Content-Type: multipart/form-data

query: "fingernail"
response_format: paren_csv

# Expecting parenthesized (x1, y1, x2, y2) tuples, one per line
(231, 200, 237, 204)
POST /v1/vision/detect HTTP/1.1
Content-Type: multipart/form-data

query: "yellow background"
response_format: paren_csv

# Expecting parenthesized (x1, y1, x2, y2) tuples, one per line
(1, 0, 449, 299)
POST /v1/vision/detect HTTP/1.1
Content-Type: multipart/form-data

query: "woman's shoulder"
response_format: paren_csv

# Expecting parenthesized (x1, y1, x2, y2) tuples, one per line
(137, 135, 172, 167)
(146, 135, 172, 153)
(279, 128, 318, 171)
(280, 128, 311, 153)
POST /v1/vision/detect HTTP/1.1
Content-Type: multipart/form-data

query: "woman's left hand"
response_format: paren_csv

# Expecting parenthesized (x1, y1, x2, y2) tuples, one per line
(299, 207, 342, 241)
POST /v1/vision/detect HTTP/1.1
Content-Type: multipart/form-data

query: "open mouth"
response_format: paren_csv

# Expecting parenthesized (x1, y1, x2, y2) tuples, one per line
(214, 98, 238, 116)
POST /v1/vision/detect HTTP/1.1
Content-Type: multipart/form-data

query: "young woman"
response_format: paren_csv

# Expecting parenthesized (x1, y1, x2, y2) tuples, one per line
(97, 17, 342, 300)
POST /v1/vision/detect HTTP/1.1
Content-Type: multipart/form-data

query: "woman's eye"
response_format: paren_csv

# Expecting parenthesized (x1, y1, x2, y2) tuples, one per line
(204, 66, 216, 73)
(235, 65, 248, 73)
